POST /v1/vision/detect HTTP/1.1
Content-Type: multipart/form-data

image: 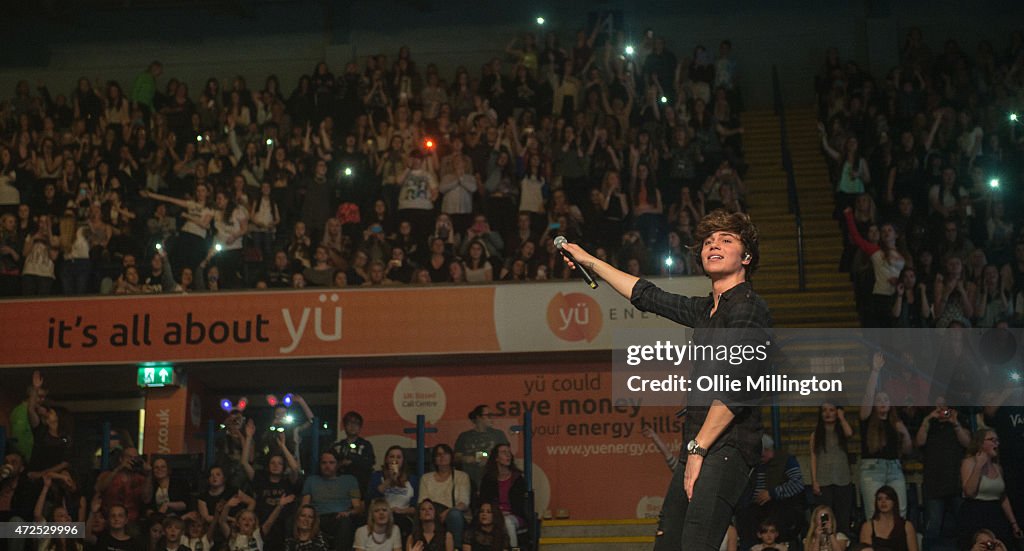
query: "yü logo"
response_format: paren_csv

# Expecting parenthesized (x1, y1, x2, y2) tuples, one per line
(547, 292, 602, 342)
(280, 293, 343, 353)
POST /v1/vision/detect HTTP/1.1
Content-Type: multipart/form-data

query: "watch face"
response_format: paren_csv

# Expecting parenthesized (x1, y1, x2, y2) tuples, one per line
(686, 440, 696, 452)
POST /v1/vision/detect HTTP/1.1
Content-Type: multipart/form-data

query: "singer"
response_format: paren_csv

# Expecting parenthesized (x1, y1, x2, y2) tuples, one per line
(559, 209, 771, 551)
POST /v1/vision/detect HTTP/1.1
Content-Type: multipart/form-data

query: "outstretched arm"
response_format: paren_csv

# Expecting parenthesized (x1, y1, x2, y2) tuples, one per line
(558, 242, 637, 299)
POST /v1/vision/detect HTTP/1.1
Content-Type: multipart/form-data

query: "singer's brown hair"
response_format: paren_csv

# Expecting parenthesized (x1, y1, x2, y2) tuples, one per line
(691, 209, 760, 280)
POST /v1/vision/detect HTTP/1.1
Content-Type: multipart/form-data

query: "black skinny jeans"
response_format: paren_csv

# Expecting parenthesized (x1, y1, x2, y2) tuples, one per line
(654, 445, 753, 551)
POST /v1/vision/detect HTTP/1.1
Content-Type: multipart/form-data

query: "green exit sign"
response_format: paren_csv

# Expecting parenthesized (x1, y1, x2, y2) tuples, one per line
(137, 364, 178, 387)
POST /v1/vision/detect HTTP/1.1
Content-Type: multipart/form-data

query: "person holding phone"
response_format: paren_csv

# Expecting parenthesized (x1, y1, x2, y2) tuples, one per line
(915, 397, 970, 550)
(805, 505, 849, 551)
(559, 209, 770, 551)
(367, 446, 418, 541)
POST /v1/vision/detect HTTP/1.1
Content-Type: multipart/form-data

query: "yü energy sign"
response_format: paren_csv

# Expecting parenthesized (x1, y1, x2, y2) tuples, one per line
(0, 278, 708, 367)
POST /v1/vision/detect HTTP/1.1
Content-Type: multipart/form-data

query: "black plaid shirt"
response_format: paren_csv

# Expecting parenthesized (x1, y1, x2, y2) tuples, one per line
(630, 279, 772, 466)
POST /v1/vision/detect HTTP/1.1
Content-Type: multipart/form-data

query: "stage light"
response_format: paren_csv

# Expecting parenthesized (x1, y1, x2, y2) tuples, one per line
(266, 394, 278, 407)
(1010, 371, 1022, 383)
(664, 256, 674, 267)
(536, 16, 545, 25)
(283, 393, 294, 407)
(284, 415, 295, 424)
(1011, 113, 1019, 122)
(214, 243, 223, 252)
(660, 96, 668, 104)
(990, 178, 1001, 189)
(343, 167, 353, 177)
(220, 399, 233, 412)
(624, 45, 635, 56)
(237, 397, 248, 411)
(423, 137, 436, 150)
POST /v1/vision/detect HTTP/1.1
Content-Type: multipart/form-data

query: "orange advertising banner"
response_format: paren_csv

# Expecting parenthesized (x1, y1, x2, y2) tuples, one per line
(0, 278, 707, 367)
(0, 287, 499, 367)
(143, 386, 190, 455)
(339, 361, 685, 520)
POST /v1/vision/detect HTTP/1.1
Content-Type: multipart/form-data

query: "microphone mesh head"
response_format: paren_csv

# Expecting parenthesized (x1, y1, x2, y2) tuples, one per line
(553, 235, 567, 249)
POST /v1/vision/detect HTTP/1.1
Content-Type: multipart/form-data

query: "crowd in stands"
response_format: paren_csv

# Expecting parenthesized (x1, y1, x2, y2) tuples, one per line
(2, 372, 526, 551)
(5, 15, 1024, 551)
(820, 29, 1024, 329)
(0, 15, 748, 296)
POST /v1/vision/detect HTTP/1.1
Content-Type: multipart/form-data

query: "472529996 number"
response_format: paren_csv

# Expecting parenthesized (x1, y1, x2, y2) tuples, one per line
(0, 522, 84, 538)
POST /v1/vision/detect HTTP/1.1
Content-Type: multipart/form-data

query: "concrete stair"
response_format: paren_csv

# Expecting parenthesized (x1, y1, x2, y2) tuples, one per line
(742, 107, 861, 482)
(740, 107, 859, 329)
(540, 519, 656, 551)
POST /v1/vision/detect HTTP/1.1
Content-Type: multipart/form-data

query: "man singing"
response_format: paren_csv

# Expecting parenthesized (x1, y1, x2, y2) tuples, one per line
(560, 209, 771, 550)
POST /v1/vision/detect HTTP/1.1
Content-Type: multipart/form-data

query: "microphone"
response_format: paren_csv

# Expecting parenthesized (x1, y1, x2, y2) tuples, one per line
(554, 236, 598, 289)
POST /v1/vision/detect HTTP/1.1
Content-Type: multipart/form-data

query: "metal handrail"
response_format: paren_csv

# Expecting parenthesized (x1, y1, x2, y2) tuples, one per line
(772, 66, 806, 291)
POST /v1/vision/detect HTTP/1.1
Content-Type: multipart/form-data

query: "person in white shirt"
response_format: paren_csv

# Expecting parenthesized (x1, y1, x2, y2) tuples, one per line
(354, 498, 403, 551)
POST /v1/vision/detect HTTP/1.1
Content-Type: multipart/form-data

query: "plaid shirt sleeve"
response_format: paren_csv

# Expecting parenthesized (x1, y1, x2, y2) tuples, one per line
(629, 279, 704, 327)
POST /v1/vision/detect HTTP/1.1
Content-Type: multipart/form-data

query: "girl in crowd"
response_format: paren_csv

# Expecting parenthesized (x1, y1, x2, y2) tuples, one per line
(843, 207, 905, 327)
(34, 476, 85, 551)
(477, 444, 526, 548)
(141, 185, 213, 274)
(368, 446, 418, 540)
(809, 403, 854, 537)
(463, 240, 494, 283)
(209, 189, 248, 288)
(858, 486, 918, 551)
(285, 504, 330, 551)
(354, 497, 403, 551)
(462, 501, 510, 551)
(149, 457, 189, 515)
(182, 515, 215, 551)
(249, 182, 281, 262)
(958, 429, 1024, 548)
(21, 213, 59, 295)
(407, 499, 454, 551)
(85, 502, 139, 551)
(804, 504, 849, 551)
(859, 352, 912, 519)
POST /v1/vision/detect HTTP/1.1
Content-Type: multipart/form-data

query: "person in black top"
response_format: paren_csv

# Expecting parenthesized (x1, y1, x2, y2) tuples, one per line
(85, 502, 141, 551)
(857, 485, 918, 551)
(560, 209, 771, 551)
(332, 411, 376, 498)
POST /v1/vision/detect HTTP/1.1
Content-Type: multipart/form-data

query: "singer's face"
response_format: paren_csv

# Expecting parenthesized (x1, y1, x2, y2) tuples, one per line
(701, 231, 746, 278)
